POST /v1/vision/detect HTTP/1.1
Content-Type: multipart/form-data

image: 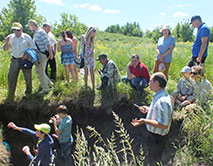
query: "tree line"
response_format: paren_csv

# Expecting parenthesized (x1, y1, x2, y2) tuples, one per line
(0, 0, 213, 43)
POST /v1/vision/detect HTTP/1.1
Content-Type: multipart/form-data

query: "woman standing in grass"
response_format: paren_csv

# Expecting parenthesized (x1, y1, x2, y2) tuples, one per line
(58, 31, 77, 82)
(83, 27, 97, 90)
(153, 26, 175, 80)
(66, 30, 79, 81)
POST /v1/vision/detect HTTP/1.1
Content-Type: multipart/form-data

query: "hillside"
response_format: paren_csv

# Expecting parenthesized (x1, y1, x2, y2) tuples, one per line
(0, 32, 212, 165)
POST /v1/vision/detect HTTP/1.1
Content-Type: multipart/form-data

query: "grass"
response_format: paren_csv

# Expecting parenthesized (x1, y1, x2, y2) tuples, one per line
(0, 32, 212, 165)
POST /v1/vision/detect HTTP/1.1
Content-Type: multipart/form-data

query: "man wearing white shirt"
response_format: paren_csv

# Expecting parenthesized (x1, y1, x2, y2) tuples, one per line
(43, 23, 57, 81)
(3, 22, 35, 100)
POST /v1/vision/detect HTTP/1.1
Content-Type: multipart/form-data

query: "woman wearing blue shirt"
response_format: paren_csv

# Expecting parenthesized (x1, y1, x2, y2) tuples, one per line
(153, 26, 175, 80)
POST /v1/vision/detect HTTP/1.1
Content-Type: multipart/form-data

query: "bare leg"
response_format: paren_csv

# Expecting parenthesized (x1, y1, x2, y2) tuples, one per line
(84, 67, 88, 88)
(64, 65, 70, 82)
(74, 66, 79, 81)
(90, 68, 95, 90)
(69, 64, 77, 80)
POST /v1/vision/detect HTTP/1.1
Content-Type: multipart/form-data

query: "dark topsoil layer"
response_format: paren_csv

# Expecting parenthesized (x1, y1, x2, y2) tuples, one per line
(0, 95, 182, 166)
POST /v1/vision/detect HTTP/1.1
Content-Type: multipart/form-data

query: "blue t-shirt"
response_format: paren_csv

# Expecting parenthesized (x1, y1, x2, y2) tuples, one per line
(157, 36, 175, 62)
(192, 23, 210, 58)
(58, 115, 73, 144)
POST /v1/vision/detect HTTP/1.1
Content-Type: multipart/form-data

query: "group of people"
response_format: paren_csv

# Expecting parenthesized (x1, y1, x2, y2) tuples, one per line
(3, 15, 212, 166)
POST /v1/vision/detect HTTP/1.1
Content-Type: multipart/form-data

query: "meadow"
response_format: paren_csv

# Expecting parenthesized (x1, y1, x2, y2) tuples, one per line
(0, 32, 212, 165)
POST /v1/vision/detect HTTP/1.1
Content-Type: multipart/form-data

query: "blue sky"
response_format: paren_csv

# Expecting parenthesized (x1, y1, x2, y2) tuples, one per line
(0, 0, 212, 31)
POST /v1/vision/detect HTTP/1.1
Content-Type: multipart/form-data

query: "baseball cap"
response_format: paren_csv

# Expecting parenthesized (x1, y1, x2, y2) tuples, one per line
(96, 54, 107, 60)
(190, 15, 201, 24)
(11, 22, 22, 30)
(34, 123, 51, 134)
(180, 66, 191, 73)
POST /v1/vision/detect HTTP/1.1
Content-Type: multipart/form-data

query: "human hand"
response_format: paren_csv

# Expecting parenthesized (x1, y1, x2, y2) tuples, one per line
(196, 56, 201, 63)
(49, 54, 53, 60)
(52, 134, 59, 140)
(22, 146, 30, 155)
(7, 122, 17, 130)
(131, 118, 144, 127)
(139, 106, 149, 113)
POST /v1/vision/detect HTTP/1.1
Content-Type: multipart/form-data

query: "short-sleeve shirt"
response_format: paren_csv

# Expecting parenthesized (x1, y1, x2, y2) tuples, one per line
(33, 28, 50, 52)
(146, 88, 173, 136)
(48, 32, 57, 50)
(192, 23, 210, 58)
(58, 115, 73, 144)
(8, 33, 35, 58)
(157, 36, 175, 63)
(177, 77, 194, 96)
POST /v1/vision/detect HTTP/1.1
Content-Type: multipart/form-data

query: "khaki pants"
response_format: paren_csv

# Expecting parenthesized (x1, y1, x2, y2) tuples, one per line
(8, 57, 32, 98)
(35, 53, 52, 91)
(153, 60, 170, 80)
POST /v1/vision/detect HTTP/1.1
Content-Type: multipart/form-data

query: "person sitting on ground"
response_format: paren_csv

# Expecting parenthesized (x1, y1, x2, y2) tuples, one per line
(191, 65, 211, 105)
(8, 122, 54, 166)
(51, 105, 74, 166)
(96, 54, 120, 90)
(122, 54, 150, 92)
(171, 66, 195, 109)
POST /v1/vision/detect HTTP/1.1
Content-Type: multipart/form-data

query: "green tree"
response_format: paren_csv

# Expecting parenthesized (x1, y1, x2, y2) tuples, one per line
(179, 22, 193, 42)
(210, 27, 213, 42)
(52, 13, 88, 38)
(173, 22, 181, 40)
(0, 0, 45, 40)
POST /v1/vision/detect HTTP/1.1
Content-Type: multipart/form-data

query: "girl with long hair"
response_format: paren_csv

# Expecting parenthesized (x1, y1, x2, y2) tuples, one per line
(57, 31, 77, 82)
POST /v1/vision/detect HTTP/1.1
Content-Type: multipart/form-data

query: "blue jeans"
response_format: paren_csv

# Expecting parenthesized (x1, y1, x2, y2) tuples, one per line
(60, 142, 73, 166)
(122, 76, 148, 92)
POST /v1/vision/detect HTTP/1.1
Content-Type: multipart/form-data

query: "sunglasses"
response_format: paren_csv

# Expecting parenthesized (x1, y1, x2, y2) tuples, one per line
(13, 29, 21, 32)
(190, 72, 198, 75)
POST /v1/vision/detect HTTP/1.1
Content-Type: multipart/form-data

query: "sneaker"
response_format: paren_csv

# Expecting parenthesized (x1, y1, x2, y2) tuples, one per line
(48, 81, 54, 88)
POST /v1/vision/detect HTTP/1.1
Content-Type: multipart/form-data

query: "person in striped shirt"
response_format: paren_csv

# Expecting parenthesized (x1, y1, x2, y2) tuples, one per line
(131, 72, 173, 166)
(26, 20, 53, 95)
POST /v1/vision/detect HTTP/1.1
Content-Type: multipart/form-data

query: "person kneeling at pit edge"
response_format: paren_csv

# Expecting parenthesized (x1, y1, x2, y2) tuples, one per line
(122, 54, 150, 92)
(96, 54, 120, 90)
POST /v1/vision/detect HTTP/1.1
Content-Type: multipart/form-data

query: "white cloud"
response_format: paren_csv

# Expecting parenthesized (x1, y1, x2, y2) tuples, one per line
(104, 9, 120, 14)
(176, 4, 183, 8)
(160, 13, 166, 16)
(74, 3, 89, 8)
(175, 4, 192, 8)
(39, 0, 64, 6)
(173, 12, 188, 18)
(89, 5, 102, 11)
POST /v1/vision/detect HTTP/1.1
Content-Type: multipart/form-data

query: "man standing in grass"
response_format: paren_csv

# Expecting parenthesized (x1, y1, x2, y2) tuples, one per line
(131, 72, 173, 166)
(3, 22, 35, 100)
(188, 15, 210, 69)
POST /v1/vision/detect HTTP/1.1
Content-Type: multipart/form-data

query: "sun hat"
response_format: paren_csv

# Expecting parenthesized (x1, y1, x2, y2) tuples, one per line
(158, 63, 166, 72)
(190, 15, 201, 24)
(96, 53, 107, 61)
(11, 22, 22, 30)
(26, 20, 38, 27)
(160, 26, 171, 34)
(180, 66, 191, 73)
(34, 123, 51, 134)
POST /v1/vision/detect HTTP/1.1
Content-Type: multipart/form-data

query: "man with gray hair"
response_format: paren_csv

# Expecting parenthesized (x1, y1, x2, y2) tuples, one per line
(43, 23, 57, 81)
(26, 20, 53, 95)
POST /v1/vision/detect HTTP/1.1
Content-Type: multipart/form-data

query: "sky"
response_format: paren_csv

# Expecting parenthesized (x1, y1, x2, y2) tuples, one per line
(0, 0, 212, 31)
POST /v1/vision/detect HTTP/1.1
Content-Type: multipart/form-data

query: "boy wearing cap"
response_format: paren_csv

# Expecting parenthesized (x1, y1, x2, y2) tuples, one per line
(189, 15, 210, 69)
(8, 122, 54, 166)
(3, 22, 35, 100)
(171, 66, 195, 108)
(51, 105, 74, 166)
(96, 54, 120, 90)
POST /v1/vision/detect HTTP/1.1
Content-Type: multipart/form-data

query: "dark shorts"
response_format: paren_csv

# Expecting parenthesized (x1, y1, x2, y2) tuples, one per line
(188, 56, 207, 67)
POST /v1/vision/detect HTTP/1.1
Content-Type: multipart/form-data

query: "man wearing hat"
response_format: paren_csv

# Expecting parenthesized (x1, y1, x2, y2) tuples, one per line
(171, 66, 195, 108)
(96, 54, 120, 90)
(26, 20, 54, 95)
(3, 22, 35, 100)
(189, 15, 210, 69)
(8, 122, 54, 166)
